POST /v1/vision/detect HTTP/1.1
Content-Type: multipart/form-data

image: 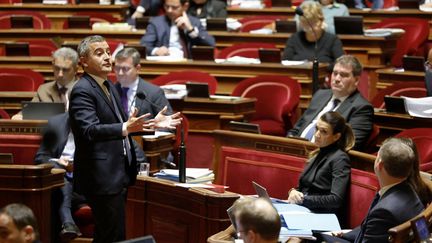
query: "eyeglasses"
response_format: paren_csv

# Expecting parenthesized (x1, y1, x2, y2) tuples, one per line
(163, 4, 181, 10)
(114, 66, 133, 73)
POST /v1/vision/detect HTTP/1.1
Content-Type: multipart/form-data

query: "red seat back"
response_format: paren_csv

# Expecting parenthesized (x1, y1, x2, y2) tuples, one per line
(231, 75, 301, 136)
(239, 16, 286, 32)
(0, 68, 44, 91)
(0, 11, 51, 29)
(151, 70, 218, 95)
(346, 168, 379, 228)
(216, 146, 306, 199)
(394, 128, 432, 172)
(0, 108, 10, 119)
(217, 43, 277, 59)
(371, 81, 426, 109)
(370, 18, 429, 67)
(0, 134, 41, 165)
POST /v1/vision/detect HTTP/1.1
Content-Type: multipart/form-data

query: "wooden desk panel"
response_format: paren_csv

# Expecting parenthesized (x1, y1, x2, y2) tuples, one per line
(0, 163, 65, 243)
(0, 4, 128, 29)
(376, 68, 425, 90)
(374, 111, 432, 144)
(126, 176, 239, 243)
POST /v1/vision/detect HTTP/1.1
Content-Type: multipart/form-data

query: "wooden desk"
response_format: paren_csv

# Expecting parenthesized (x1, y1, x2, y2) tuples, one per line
(126, 176, 239, 243)
(0, 163, 65, 243)
(169, 97, 256, 133)
(212, 130, 376, 180)
(376, 68, 425, 90)
(374, 111, 432, 143)
(0, 60, 327, 110)
(0, 3, 128, 29)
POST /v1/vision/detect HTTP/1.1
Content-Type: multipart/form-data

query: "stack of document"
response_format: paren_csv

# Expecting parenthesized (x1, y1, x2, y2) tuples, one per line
(154, 168, 214, 183)
(403, 96, 432, 118)
(160, 84, 187, 99)
(364, 28, 405, 37)
(273, 203, 341, 241)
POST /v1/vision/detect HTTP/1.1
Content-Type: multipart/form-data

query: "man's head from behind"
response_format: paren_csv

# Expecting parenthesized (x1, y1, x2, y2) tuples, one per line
(164, 0, 189, 22)
(0, 203, 39, 243)
(77, 35, 112, 79)
(114, 48, 141, 87)
(331, 55, 362, 98)
(52, 47, 79, 87)
(375, 137, 415, 184)
(234, 197, 281, 243)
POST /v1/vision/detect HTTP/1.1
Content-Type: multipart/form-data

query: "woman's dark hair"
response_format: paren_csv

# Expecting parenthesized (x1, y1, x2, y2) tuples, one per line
(320, 111, 355, 151)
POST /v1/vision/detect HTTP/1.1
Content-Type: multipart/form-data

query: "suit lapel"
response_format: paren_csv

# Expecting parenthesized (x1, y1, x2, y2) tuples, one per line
(48, 82, 62, 102)
(336, 90, 358, 115)
(135, 78, 145, 112)
(83, 74, 117, 118)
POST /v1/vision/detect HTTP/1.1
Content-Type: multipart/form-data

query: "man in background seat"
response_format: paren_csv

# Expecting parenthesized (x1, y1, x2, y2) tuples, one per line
(287, 55, 373, 151)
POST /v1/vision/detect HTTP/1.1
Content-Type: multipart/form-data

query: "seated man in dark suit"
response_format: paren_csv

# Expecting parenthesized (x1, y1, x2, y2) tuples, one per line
(35, 112, 146, 241)
(114, 47, 173, 118)
(321, 137, 425, 243)
(140, 0, 215, 59)
(287, 55, 373, 151)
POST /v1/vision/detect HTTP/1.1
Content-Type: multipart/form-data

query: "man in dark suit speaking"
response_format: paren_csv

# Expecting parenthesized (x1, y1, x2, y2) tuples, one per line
(69, 35, 181, 242)
(287, 55, 373, 150)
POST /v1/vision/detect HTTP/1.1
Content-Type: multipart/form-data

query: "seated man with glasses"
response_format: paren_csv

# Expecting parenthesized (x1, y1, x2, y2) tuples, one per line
(140, 0, 215, 59)
(233, 197, 281, 243)
(11, 47, 79, 120)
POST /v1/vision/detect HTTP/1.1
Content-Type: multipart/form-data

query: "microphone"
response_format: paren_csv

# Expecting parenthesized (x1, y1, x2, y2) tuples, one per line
(178, 121, 186, 183)
(295, 6, 320, 93)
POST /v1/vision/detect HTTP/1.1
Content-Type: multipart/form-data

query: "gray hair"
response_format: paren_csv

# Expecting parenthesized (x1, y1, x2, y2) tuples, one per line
(52, 47, 79, 66)
(77, 35, 106, 58)
(379, 137, 416, 178)
(115, 48, 141, 66)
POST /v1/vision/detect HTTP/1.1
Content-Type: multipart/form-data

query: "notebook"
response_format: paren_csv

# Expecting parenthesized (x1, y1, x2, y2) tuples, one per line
(252, 181, 288, 204)
(334, 16, 364, 35)
(384, 96, 407, 114)
(229, 121, 261, 134)
(402, 56, 425, 72)
(22, 102, 65, 120)
(186, 82, 210, 98)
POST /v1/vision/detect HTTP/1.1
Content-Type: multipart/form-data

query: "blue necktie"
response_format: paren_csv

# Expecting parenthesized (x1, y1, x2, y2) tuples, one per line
(121, 87, 129, 116)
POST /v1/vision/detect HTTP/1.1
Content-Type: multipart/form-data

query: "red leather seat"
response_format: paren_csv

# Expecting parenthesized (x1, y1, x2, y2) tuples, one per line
(0, 68, 44, 91)
(394, 128, 432, 172)
(369, 18, 429, 67)
(0, 134, 41, 165)
(231, 75, 301, 136)
(0, 10, 52, 29)
(73, 205, 94, 238)
(345, 168, 379, 228)
(238, 16, 286, 32)
(371, 81, 426, 109)
(217, 43, 277, 59)
(0, 108, 10, 119)
(216, 146, 306, 199)
(151, 70, 218, 95)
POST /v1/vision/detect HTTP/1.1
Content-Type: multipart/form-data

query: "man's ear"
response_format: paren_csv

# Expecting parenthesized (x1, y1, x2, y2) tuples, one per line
(80, 57, 88, 67)
(22, 225, 36, 242)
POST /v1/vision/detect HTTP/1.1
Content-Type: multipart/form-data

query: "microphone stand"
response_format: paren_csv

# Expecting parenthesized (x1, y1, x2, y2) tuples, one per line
(178, 121, 186, 183)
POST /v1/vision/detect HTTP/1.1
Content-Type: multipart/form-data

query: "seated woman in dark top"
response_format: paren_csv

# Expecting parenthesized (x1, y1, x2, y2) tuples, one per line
(282, 1, 344, 71)
(187, 0, 227, 19)
(287, 111, 354, 220)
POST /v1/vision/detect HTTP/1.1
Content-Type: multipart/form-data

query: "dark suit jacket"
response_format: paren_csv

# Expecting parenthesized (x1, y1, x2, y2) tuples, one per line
(187, 0, 227, 19)
(287, 89, 373, 150)
(69, 73, 140, 196)
(34, 112, 70, 167)
(115, 77, 173, 118)
(138, 0, 162, 16)
(298, 143, 350, 219)
(343, 181, 424, 243)
(140, 15, 216, 56)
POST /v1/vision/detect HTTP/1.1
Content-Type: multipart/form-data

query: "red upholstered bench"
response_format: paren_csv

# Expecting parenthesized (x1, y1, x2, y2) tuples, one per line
(73, 205, 94, 238)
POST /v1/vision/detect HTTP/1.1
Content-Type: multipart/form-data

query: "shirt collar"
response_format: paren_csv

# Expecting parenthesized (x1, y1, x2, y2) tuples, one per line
(379, 181, 403, 196)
